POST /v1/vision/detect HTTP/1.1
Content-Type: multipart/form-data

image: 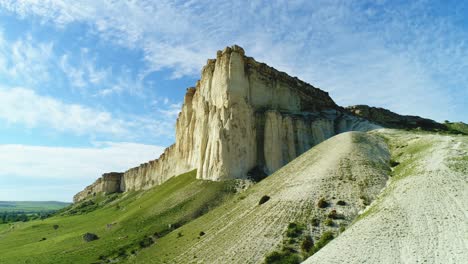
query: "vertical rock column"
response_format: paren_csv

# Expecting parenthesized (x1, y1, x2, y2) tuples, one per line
(196, 46, 257, 180)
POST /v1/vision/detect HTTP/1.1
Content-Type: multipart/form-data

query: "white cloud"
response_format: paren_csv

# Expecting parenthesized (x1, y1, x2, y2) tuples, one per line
(0, 31, 54, 85)
(157, 103, 181, 120)
(0, 141, 166, 202)
(0, 86, 176, 139)
(0, 86, 127, 135)
(0, 0, 467, 123)
(59, 54, 87, 88)
(0, 142, 165, 180)
(0, 30, 144, 99)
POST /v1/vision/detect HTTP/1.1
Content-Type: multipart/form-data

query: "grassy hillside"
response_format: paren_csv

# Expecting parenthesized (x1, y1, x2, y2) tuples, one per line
(304, 129, 468, 263)
(0, 132, 391, 264)
(130, 132, 391, 263)
(444, 121, 468, 135)
(0, 201, 70, 213)
(0, 170, 237, 263)
(2, 129, 462, 263)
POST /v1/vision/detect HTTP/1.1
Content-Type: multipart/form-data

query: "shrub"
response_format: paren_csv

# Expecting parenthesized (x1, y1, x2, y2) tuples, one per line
(139, 236, 154, 248)
(259, 195, 271, 205)
(117, 248, 127, 257)
(327, 209, 344, 219)
(317, 198, 328, 208)
(301, 236, 314, 253)
(360, 195, 370, 206)
(53, 224, 59, 230)
(328, 210, 337, 219)
(311, 218, 320, 227)
(177, 232, 183, 238)
(324, 218, 333, 226)
(309, 231, 334, 255)
(286, 222, 304, 238)
(390, 160, 400, 167)
(264, 249, 301, 264)
(82, 232, 99, 242)
(199, 231, 205, 237)
(337, 200, 346, 206)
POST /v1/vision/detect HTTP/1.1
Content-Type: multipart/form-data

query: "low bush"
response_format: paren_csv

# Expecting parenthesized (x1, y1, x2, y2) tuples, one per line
(309, 231, 334, 255)
(360, 195, 370, 206)
(264, 249, 301, 264)
(324, 218, 334, 226)
(139, 236, 154, 248)
(327, 209, 344, 219)
(300, 236, 314, 253)
(259, 195, 271, 205)
(336, 200, 346, 206)
(286, 222, 304, 238)
(317, 198, 329, 208)
(311, 218, 320, 227)
(82, 232, 99, 242)
(390, 160, 400, 167)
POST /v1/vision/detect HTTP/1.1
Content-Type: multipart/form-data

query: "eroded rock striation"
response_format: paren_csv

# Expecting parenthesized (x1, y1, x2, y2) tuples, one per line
(74, 45, 377, 203)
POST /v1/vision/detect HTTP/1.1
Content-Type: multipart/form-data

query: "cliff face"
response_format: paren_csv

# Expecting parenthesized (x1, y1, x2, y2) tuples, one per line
(347, 105, 446, 131)
(73, 172, 123, 202)
(74, 45, 377, 203)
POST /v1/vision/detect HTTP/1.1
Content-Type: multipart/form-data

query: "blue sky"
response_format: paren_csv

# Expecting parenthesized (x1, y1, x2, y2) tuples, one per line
(0, 0, 466, 202)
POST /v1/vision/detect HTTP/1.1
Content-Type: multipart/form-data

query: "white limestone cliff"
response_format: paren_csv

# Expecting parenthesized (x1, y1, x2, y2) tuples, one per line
(73, 45, 378, 203)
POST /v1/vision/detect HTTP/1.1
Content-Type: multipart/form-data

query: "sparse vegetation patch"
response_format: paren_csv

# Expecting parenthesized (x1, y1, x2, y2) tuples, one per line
(301, 236, 314, 253)
(309, 231, 334, 255)
(264, 247, 301, 264)
(324, 218, 334, 226)
(286, 222, 305, 238)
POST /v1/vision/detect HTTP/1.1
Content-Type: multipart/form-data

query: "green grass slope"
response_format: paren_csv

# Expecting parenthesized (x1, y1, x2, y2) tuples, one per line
(444, 121, 468, 135)
(0, 132, 391, 264)
(0, 170, 237, 264)
(304, 129, 468, 263)
(0, 201, 70, 213)
(131, 132, 391, 264)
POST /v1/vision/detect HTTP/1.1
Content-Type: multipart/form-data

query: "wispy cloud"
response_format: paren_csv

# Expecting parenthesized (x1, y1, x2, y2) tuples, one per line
(0, 31, 54, 85)
(0, 141, 165, 201)
(0, 141, 165, 180)
(59, 54, 87, 88)
(0, 86, 175, 140)
(0, 29, 147, 99)
(1, 0, 466, 122)
(0, 86, 126, 135)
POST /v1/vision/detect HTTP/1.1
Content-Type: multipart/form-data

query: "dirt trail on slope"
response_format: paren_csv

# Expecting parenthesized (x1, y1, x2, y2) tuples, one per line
(131, 132, 391, 263)
(305, 129, 468, 264)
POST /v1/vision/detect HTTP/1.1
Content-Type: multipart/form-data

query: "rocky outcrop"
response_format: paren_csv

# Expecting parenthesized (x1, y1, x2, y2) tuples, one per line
(73, 173, 123, 203)
(74, 45, 378, 203)
(347, 105, 446, 131)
